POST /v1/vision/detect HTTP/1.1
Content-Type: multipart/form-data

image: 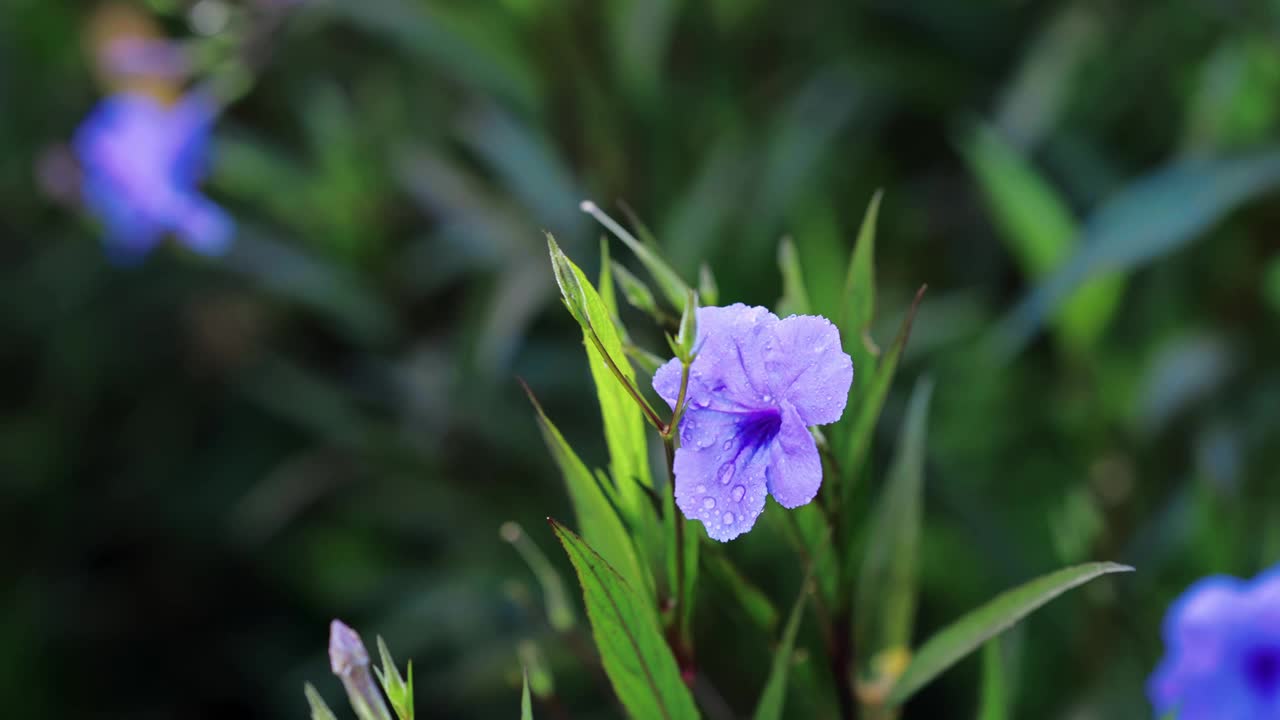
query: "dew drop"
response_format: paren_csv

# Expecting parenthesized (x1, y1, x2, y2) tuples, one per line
(722, 511, 735, 525)
(730, 485, 746, 502)
(721, 439, 732, 451)
(694, 484, 706, 493)
(702, 497, 716, 510)
(717, 463, 735, 484)
(762, 394, 772, 403)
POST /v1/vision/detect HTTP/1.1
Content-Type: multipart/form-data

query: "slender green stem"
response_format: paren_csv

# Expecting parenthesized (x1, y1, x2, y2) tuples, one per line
(663, 360, 693, 440)
(583, 325, 666, 431)
(664, 359, 695, 678)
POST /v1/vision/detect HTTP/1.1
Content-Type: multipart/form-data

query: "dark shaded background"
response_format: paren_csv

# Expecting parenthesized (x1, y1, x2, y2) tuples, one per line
(3, 0, 1280, 717)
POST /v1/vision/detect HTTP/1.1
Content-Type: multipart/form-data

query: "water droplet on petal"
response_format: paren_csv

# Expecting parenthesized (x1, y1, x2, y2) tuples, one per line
(721, 439, 732, 451)
(762, 394, 771, 403)
(717, 463, 735, 484)
(722, 511, 735, 525)
(730, 485, 745, 502)
(702, 497, 715, 510)
(694, 484, 706, 493)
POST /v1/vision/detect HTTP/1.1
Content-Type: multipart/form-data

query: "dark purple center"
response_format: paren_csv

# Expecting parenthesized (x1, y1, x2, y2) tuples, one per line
(738, 410, 782, 449)
(1244, 646, 1280, 699)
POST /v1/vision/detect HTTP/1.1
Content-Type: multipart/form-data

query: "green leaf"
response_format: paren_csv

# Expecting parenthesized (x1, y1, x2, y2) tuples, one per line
(550, 520, 700, 720)
(1262, 256, 1280, 315)
(976, 640, 1007, 720)
(521, 668, 534, 720)
(702, 550, 779, 633)
(525, 386, 651, 611)
(590, 241, 657, 516)
(997, 149, 1280, 355)
(839, 287, 926, 499)
(959, 121, 1123, 355)
(675, 290, 700, 361)
(856, 377, 933, 657)
(547, 234, 591, 327)
(698, 263, 719, 307)
(304, 684, 339, 720)
(677, 517, 699, 649)
(374, 637, 414, 720)
(841, 190, 882, 340)
(517, 640, 555, 699)
(777, 236, 813, 317)
(582, 200, 692, 310)
(613, 260, 661, 318)
(752, 576, 810, 720)
(501, 522, 576, 631)
(547, 234, 657, 535)
(886, 562, 1134, 706)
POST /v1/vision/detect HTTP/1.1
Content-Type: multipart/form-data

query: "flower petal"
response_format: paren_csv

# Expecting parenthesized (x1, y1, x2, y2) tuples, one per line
(655, 304, 778, 413)
(175, 195, 234, 256)
(765, 401, 823, 509)
(672, 408, 771, 542)
(766, 314, 853, 426)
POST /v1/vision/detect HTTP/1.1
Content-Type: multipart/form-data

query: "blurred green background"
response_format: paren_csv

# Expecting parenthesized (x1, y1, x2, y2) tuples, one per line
(3, 0, 1280, 717)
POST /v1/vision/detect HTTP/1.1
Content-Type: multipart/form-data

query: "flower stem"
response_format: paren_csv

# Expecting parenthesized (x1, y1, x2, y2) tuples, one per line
(583, 327, 666, 432)
(663, 360, 693, 441)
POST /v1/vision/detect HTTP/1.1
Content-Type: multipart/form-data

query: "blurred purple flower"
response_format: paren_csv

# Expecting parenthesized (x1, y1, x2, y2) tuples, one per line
(654, 304, 853, 541)
(1149, 565, 1280, 719)
(74, 91, 233, 262)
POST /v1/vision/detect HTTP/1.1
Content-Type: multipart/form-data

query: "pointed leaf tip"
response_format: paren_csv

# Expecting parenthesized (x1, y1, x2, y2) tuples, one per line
(885, 561, 1133, 706)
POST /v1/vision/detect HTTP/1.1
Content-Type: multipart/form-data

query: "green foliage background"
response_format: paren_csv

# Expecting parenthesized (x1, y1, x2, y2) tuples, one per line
(3, 0, 1280, 717)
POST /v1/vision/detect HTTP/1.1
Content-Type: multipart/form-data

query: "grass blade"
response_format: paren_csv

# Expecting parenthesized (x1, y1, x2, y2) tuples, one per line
(886, 562, 1134, 706)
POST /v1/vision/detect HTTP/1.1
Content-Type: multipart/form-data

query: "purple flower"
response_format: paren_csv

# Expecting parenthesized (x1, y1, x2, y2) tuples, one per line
(74, 91, 233, 261)
(1149, 565, 1280, 719)
(653, 304, 853, 541)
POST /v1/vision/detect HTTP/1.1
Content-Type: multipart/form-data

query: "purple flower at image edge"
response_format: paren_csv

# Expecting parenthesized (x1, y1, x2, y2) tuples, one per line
(653, 304, 853, 542)
(73, 91, 233, 262)
(1149, 564, 1280, 719)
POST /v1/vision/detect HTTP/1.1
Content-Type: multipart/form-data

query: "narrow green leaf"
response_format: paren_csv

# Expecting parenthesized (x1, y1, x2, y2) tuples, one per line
(590, 241, 657, 520)
(613, 261, 661, 318)
(547, 234, 591, 327)
(1262, 256, 1280, 315)
(521, 669, 534, 720)
(304, 684, 339, 720)
(517, 640, 555, 699)
(675, 290, 700, 361)
(524, 386, 651, 612)
(626, 344, 667, 376)
(831, 193, 885, 499)
(839, 286, 926, 498)
(678, 517, 699, 650)
(698, 263, 719, 307)
(997, 149, 1280, 356)
(856, 377, 934, 656)
(501, 522, 576, 631)
(841, 190, 882, 338)
(550, 520, 700, 720)
(777, 236, 813, 317)
(886, 561, 1134, 706)
(959, 121, 1123, 354)
(702, 550, 779, 633)
(374, 637, 414, 720)
(791, 502, 839, 605)
(752, 576, 810, 720)
(582, 200, 692, 310)
(976, 640, 1007, 720)
(547, 235, 657, 536)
